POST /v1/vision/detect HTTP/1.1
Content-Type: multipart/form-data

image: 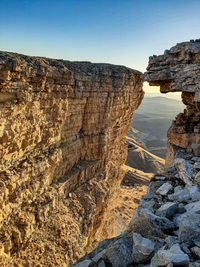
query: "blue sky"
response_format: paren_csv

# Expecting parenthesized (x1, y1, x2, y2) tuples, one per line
(1, 0, 200, 91)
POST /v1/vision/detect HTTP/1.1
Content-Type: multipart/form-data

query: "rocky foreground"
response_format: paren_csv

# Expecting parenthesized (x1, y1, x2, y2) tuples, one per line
(73, 149, 200, 266)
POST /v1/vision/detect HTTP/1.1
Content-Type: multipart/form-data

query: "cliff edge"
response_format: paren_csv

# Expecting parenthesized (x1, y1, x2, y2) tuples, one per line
(0, 52, 143, 266)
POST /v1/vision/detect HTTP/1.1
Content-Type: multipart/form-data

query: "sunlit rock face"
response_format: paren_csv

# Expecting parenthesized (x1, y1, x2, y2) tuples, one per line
(144, 39, 200, 167)
(0, 52, 143, 266)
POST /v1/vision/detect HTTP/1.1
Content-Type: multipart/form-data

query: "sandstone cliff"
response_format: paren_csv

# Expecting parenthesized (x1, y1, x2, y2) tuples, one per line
(0, 52, 143, 266)
(74, 40, 200, 267)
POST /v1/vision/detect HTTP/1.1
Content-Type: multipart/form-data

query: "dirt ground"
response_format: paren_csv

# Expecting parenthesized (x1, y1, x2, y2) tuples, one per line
(97, 165, 154, 239)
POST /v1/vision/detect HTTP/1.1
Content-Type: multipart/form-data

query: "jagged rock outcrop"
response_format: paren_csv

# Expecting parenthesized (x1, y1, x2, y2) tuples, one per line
(0, 52, 143, 266)
(144, 39, 200, 168)
(74, 40, 200, 267)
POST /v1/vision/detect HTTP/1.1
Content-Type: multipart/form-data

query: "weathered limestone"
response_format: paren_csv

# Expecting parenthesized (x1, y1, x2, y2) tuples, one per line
(0, 51, 143, 266)
(144, 39, 200, 168)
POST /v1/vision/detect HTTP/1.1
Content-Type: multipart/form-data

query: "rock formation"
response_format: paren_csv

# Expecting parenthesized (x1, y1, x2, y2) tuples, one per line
(0, 52, 143, 266)
(144, 39, 200, 168)
(74, 40, 200, 267)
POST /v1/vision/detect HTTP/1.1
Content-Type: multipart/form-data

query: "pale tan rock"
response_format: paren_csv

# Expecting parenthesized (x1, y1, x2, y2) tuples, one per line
(0, 51, 143, 266)
(144, 40, 200, 167)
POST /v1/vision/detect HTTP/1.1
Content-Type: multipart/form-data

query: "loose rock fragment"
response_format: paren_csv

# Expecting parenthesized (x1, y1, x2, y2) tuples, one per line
(165, 236, 178, 248)
(151, 244, 189, 266)
(178, 213, 200, 243)
(104, 237, 133, 267)
(174, 158, 194, 186)
(168, 185, 200, 202)
(97, 261, 106, 267)
(156, 202, 178, 219)
(191, 246, 200, 259)
(185, 201, 200, 214)
(156, 182, 172, 196)
(132, 233, 155, 263)
(173, 214, 183, 228)
(132, 209, 174, 238)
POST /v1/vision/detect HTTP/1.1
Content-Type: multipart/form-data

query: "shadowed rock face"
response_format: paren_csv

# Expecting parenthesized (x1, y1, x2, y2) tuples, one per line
(0, 52, 143, 266)
(144, 40, 200, 167)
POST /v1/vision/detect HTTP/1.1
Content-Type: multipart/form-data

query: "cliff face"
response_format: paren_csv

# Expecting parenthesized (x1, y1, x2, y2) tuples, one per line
(144, 40, 200, 167)
(0, 52, 143, 266)
(74, 40, 200, 267)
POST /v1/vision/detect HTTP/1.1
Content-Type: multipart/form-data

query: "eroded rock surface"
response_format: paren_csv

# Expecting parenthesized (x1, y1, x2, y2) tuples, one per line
(74, 40, 200, 267)
(144, 39, 200, 168)
(0, 52, 143, 266)
(74, 150, 200, 267)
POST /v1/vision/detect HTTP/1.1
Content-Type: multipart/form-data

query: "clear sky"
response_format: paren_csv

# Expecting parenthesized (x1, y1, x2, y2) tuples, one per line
(1, 0, 200, 93)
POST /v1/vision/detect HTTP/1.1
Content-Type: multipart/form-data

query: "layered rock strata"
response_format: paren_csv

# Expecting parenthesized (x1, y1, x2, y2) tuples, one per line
(144, 39, 200, 167)
(74, 40, 200, 267)
(0, 52, 143, 266)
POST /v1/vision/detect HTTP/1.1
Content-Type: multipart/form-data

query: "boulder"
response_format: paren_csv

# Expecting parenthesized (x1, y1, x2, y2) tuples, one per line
(151, 244, 189, 266)
(132, 233, 155, 263)
(165, 236, 178, 248)
(156, 182, 172, 196)
(177, 203, 186, 214)
(132, 209, 174, 239)
(139, 199, 155, 212)
(185, 201, 200, 214)
(104, 237, 133, 267)
(168, 185, 200, 202)
(173, 214, 183, 228)
(97, 261, 106, 267)
(92, 251, 104, 263)
(148, 181, 165, 197)
(191, 246, 200, 259)
(174, 158, 194, 186)
(178, 213, 200, 243)
(156, 202, 178, 219)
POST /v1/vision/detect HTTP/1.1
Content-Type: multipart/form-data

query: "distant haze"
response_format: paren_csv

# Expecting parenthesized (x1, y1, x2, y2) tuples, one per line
(127, 95, 185, 163)
(143, 82, 182, 101)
